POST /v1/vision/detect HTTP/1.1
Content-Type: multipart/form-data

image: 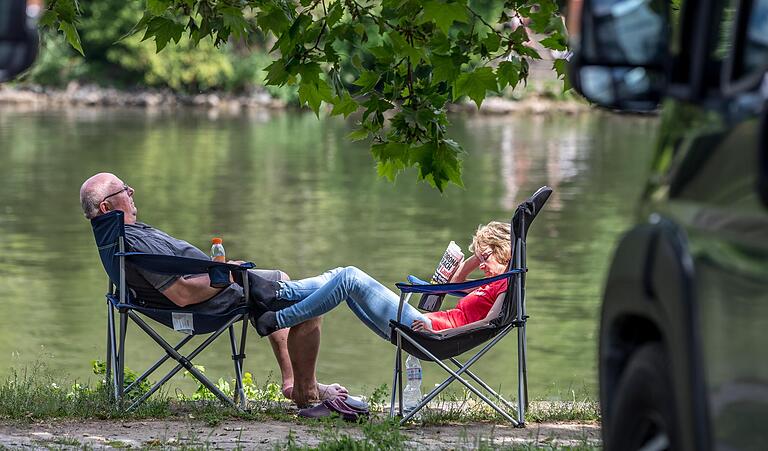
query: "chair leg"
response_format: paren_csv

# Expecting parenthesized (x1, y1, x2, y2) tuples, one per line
(238, 317, 249, 409)
(397, 332, 404, 416)
(106, 302, 118, 401)
(117, 310, 128, 406)
(517, 324, 526, 425)
(228, 322, 246, 408)
(390, 331, 403, 419)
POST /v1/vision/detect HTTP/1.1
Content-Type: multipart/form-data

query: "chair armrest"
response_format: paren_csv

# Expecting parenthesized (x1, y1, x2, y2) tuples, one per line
(395, 268, 524, 295)
(407, 275, 429, 285)
(117, 252, 255, 274)
(406, 275, 470, 298)
(116, 252, 255, 288)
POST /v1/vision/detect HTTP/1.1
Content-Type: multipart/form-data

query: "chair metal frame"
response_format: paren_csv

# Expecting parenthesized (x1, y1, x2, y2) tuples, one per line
(100, 231, 254, 411)
(389, 219, 530, 427)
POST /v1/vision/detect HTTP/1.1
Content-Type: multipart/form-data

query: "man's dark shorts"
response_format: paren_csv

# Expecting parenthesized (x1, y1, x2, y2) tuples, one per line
(250, 269, 283, 283)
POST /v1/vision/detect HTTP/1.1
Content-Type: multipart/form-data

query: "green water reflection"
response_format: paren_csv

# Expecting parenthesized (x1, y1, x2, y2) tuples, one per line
(0, 107, 656, 400)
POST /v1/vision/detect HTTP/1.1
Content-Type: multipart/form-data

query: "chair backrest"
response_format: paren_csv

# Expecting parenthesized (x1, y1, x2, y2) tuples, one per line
(494, 186, 552, 327)
(91, 210, 126, 287)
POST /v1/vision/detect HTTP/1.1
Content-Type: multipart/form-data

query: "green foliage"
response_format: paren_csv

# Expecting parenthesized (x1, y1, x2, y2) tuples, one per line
(181, 365, 286, 403)
(114, 34, 236, 92)
(367, 383, 391, 412)
(91, 359, 152, 401)
(44, 0, 569, 191)
(23, 31, 87, 86)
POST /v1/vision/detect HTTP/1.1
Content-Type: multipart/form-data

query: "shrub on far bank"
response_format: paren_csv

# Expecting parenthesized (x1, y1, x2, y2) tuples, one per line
(19, 0, 298, 102)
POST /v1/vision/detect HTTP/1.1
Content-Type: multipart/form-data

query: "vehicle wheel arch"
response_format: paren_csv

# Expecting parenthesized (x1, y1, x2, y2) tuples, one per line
(600, 219, 711, 450)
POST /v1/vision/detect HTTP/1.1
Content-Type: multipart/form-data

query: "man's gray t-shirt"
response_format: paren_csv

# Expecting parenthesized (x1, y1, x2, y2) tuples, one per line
(123, 222, 246, 314)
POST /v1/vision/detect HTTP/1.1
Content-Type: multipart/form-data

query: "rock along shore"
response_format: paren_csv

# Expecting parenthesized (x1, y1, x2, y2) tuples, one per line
(0, 82, 588, 116)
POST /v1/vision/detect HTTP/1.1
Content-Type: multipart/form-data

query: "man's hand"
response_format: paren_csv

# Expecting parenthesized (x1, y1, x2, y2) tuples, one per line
(411, 319, 433, 333)
(227, 260, 248, 285)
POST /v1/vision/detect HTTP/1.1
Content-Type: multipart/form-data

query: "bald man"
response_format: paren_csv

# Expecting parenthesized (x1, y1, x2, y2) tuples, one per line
(80, 172, 346, 407)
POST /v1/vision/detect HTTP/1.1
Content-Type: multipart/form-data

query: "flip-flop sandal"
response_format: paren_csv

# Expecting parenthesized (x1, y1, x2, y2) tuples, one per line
(341, 396, 370, 413)
(298, 399, 363, 422)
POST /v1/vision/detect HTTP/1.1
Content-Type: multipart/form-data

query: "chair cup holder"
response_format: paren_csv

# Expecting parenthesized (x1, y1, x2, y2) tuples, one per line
(209, 266, 231, 288)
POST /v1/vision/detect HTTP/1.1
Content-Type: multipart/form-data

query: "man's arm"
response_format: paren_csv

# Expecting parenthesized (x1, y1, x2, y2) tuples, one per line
(161, 274, 223, 307)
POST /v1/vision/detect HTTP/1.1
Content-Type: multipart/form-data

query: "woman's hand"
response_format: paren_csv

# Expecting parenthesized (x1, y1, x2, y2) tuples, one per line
(449, 254, 480, 283)
(411, 319, 433, 332)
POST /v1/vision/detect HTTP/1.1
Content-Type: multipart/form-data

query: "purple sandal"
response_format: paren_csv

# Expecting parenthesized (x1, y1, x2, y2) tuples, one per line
(298, 398, 370, 421)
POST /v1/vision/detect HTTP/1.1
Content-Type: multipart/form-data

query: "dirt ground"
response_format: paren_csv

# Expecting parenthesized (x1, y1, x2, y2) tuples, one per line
(0, 418, 600, 450)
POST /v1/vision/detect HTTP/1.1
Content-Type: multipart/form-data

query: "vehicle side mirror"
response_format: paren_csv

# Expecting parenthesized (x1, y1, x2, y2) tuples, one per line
(569, 0, 670, 111)
(0, 0, 40, 83)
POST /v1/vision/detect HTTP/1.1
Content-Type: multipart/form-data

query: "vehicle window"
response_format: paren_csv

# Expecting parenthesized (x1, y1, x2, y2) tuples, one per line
(740, 0, 768, 76)
(669, 0, 736, 90)
(712, 2, 738, 62)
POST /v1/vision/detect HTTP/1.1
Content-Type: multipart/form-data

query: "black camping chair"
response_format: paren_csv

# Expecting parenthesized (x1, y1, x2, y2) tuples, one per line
(91, 210, 256, 410)
(388, 186, 553, 426)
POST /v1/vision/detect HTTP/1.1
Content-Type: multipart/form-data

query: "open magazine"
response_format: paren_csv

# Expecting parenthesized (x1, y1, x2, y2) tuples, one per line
(417, 241, 465, 311)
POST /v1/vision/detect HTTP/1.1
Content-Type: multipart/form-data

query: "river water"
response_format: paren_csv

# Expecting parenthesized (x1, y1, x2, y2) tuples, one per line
(0, 107, 656, 401)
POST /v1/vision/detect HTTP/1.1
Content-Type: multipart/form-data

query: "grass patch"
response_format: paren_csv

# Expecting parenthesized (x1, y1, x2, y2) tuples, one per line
(0, 362, 599, 450)
(0, 362, 170, 421)
(386, 388, 600, 426)
(470, 436, 600, 450)
(526, 400, 600, 423)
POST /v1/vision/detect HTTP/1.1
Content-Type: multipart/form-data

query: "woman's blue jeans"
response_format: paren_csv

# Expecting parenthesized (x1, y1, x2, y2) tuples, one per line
(275, 266, 430, 340)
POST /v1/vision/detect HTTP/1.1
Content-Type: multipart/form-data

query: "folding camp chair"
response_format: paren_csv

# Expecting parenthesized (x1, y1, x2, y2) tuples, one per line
(91, 210, 256, 411)
(388, 186, 553, 426)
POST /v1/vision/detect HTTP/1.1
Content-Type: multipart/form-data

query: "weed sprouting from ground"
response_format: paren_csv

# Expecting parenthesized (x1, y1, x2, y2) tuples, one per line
(278, 418, 406, 450)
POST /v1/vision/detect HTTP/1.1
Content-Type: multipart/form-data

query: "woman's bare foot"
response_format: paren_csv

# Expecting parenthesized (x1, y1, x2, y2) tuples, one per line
(283, 383, 348, 407)
(317, 383, 348, 401)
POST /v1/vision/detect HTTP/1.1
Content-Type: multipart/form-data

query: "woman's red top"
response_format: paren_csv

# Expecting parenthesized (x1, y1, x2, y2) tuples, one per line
(424, 279, 508, 331)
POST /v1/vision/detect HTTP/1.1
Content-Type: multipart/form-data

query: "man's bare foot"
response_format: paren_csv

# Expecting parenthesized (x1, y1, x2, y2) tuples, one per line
(283, 383, 348, 407)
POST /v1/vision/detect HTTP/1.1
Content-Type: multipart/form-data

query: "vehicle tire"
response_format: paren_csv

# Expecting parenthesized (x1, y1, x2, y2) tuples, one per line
(606, 343, 679, 451)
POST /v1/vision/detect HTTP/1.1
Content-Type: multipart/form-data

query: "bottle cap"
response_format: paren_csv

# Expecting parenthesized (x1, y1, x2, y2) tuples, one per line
(212, 237, 223, 244)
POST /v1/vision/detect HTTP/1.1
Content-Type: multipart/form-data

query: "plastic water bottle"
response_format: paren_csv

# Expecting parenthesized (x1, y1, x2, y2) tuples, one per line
(403, 354, 423, 416)
(211, 237, 226, 262)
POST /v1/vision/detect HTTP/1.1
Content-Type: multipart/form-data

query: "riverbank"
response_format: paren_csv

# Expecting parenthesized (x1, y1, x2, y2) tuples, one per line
(0, 366, 601, 448)
(0, 417, 601, 450)
(0, 82, 588, 116)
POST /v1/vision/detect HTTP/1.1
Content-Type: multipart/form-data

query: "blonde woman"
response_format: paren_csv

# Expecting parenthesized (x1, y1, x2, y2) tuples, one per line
(247, 222, 512, 338)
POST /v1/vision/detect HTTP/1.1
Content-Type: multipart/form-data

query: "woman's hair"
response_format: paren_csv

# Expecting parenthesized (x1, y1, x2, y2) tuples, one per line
(469, 221, 511, 266)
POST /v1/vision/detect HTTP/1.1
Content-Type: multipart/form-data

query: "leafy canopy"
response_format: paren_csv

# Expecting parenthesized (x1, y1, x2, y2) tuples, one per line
(42, 0, 568, 192)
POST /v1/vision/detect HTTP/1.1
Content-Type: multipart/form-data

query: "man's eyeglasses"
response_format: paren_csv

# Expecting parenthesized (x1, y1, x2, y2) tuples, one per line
(101, 184, 133, 203)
